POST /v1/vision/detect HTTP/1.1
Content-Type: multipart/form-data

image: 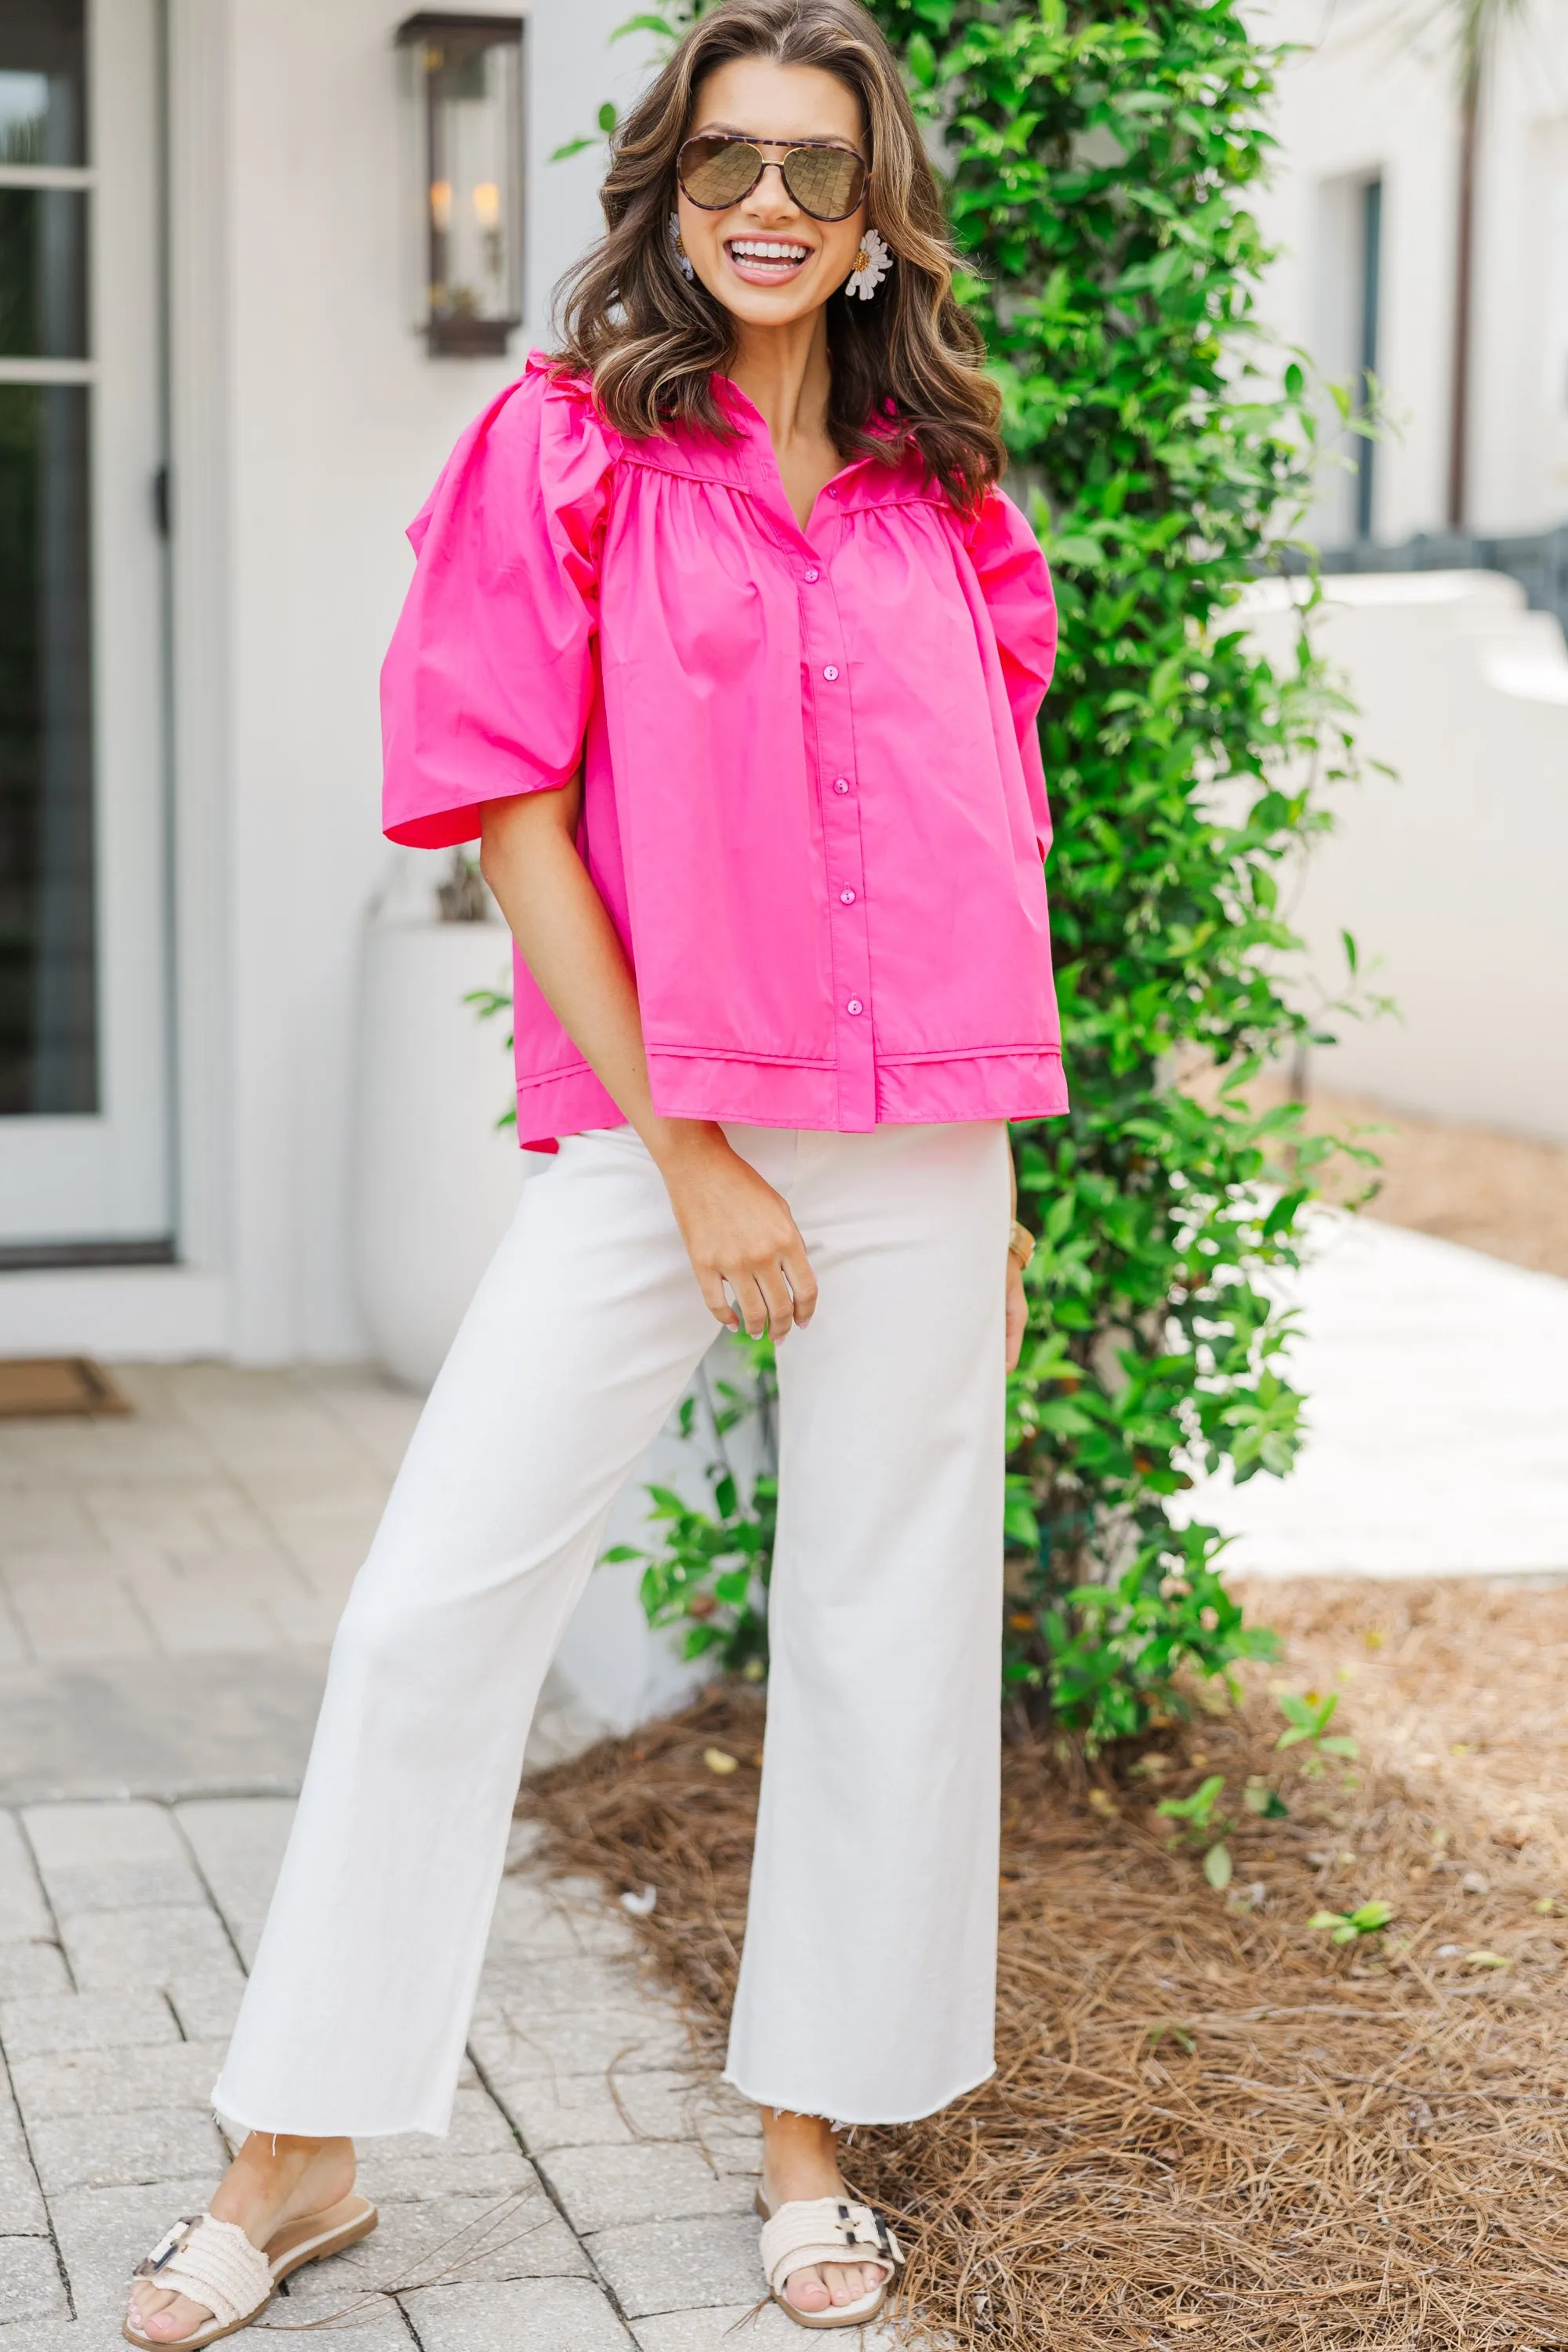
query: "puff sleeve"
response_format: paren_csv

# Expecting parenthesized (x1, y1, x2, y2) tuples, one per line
(967, 487, 1058, 857)
(380, 360, 615, 850)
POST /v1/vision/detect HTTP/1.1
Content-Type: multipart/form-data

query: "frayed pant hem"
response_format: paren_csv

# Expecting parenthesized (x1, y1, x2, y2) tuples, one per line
(719, 2059, 996, 2129)
(211, 2092, 453, 2143)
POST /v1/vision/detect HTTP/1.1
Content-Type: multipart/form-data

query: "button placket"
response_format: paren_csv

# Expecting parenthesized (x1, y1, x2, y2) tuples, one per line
(799, 560, 874, 1129)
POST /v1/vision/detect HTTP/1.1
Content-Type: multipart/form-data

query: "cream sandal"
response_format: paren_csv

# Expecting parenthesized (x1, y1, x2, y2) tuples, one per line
(124, 2194, 378, 2347)
(755, 2189, 903, 2332)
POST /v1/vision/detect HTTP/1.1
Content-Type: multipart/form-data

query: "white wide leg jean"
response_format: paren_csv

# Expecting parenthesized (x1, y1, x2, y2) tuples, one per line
(213, 1119, 1010, 2138)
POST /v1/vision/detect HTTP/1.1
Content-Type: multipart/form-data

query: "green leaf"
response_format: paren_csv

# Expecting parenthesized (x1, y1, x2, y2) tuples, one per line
(905, 28, 937, 84)
(1203, 1841, 1232, 1891)
(609, 11, 679, 42)
(1243, 1782, 1288, 1818)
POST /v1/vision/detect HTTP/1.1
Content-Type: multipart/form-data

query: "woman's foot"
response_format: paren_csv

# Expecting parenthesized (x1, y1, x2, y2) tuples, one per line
(758, 2108, 885, 2318)
(126, 2133, 355, 2344)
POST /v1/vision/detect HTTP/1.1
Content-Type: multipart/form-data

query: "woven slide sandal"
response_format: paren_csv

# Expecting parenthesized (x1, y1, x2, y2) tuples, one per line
(124, 2194, 378, 2347)
(755, 2190, 904, 2331)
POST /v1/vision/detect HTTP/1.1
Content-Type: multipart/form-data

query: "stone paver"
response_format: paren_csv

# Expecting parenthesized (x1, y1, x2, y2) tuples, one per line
(0, 1809, 51, 1937)
(633, 2307, 905, 2351)
(470, 1995, 695, 2083)
(402, 2274, 635, 2350)
(0, 1993, 179, 2064)
(0, 2078, 49, 2231)
(164, 1972, 245, 2045)
(499, 2066, 760, 2156)
(542, 2141, 757, 2234)
(10, 2040, 230, 2122)
(22, 1802, 205, 1917)
(175, 1798, 296, 1966)
(588, 2215, 768, 2319)
(267, 2287, 416, 2349)
(57, 1905, 241, 1994)
(28, 2107, 229, 2198)
(0, 2237, 70, 2328)
(314, 2183, 589, 2288)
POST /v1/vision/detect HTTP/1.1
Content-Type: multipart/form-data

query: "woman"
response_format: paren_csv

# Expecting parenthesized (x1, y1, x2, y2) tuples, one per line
(125, 0, 1062, 2338)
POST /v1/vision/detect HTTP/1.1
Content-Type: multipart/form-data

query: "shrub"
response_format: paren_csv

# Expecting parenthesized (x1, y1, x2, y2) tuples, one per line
(868, 0, 1370, 1744)
(562, 0, 1376, 1744)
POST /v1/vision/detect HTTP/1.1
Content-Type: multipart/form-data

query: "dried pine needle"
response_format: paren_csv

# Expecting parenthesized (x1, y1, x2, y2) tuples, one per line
(520, 1577, 1568, 2350)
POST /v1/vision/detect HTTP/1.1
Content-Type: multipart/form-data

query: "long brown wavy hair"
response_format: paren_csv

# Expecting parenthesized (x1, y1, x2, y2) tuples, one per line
(552, 0, 1004, 510)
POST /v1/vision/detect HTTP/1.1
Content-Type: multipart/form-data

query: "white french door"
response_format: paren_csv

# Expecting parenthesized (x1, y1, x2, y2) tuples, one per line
(0, 0, 170, 1256)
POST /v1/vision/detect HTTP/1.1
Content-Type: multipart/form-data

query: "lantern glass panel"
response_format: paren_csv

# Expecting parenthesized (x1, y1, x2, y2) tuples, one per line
(401, 20, 523, 357)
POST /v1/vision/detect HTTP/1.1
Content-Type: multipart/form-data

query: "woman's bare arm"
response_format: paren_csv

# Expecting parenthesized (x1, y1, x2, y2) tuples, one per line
(478, 783, 817, 1339)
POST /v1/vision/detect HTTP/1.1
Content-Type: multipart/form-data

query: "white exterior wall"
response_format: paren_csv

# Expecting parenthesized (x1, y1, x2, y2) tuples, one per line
(1252, 0, 1568, 541)
(0, 0, 657, 1363)
(220, 0, 657, 1364)
(1245, 572, 1568, 1145)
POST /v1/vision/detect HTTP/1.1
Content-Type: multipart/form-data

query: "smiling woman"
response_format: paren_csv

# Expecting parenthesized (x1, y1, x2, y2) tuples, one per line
(555, 0, 1002, 509)
(122, 2, 1064, 2346)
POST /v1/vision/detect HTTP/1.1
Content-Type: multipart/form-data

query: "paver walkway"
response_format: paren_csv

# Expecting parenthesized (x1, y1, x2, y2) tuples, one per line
(1183, 1211, 1568, 1577)
(1, 1798, 900, 2348)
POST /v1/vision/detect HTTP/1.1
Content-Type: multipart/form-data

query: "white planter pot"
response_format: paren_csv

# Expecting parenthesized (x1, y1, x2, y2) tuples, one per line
(353, 916, 525, 1389)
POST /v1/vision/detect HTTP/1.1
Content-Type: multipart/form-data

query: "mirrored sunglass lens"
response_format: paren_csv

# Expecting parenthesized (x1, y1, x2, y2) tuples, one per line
(680, 138, 761, 207)
(783, 147, 864, 219)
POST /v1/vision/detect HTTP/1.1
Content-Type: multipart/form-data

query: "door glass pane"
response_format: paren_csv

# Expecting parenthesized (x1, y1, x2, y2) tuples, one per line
(0, 0, 85, 167)
(0, 0, 93, 1119)
(0, 384, 93, 1115)
(0, 189, 87, 357)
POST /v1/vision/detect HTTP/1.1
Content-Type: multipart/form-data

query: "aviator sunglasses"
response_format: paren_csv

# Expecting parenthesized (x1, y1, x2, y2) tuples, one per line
(676, 132, 868, 223)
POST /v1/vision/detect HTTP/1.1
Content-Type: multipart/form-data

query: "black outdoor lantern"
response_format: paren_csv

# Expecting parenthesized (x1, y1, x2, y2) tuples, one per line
(396, 13, 524, 357)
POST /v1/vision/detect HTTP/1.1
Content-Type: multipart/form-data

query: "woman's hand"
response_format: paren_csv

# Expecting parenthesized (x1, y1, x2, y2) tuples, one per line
(1005, 1255, 1027, 1373)
(657, 1129, 818, 1341)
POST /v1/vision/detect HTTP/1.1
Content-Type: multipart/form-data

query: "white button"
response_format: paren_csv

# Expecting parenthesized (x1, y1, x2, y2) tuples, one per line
(804, 567, 819, 582)
(840, 888, 855, 904)
(828, 485, 839, 498)
(822, 665, 838, 681)
(847, 998, 863, 1015)
(832, 778, 850, 794)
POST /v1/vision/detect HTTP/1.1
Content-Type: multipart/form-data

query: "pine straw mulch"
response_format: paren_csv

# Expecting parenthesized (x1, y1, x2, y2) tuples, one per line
(519, 1577, 1568, 2351)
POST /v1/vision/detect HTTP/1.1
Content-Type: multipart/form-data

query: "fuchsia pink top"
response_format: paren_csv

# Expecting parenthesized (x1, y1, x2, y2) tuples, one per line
(381, 352, 1066, 1145)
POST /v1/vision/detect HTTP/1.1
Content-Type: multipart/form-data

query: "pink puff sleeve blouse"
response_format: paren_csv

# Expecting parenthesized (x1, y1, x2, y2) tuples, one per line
(381, 353, 1067, 1145)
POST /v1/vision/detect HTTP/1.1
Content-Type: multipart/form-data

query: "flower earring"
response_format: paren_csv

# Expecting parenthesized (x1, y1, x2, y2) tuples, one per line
(844, 227, 892, 301)
(669, 212, 695, 282)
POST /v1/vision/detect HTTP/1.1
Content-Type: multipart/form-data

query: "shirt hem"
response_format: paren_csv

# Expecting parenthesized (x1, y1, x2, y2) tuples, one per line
(513, 1047, 1068, 1146)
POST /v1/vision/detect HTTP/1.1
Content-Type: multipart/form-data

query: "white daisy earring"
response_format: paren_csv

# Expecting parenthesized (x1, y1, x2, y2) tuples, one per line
(844, 226, 892, 301)
(669, 212, 695, 282)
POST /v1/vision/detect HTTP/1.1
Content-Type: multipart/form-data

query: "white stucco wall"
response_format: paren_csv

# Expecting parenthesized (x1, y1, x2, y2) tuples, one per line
(1250, 0, 1568, 543)
(1246, 572, 1568, 1145)
(215, 0, 659, 1363)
